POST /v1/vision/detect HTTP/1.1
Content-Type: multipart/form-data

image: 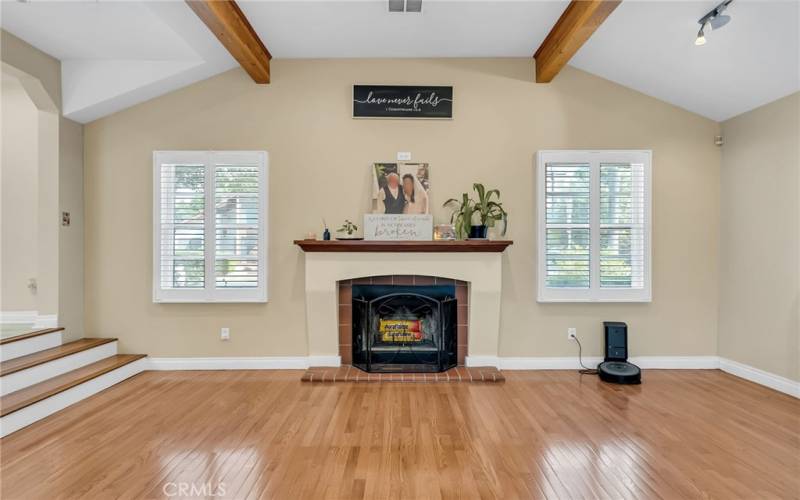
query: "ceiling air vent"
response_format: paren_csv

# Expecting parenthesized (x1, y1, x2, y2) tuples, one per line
(406, 0, 422, 12)
(389, 0, 422, 13)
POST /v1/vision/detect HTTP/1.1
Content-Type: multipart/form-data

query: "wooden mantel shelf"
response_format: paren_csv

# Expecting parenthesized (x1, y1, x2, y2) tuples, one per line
(293, 239, 513, 253)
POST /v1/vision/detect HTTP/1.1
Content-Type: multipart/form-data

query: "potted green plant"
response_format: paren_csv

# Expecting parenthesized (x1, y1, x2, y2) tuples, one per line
(336, 219, 360, 240)
(443, 183, 507, 240)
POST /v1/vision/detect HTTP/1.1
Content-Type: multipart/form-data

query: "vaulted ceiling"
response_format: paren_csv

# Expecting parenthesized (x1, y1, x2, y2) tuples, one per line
(2, 0, 797, 123)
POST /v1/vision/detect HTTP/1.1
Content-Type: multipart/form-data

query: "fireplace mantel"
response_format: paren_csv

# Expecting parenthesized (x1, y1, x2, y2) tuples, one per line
(294, 239, 513, 253)
(297, 245, 507, 368)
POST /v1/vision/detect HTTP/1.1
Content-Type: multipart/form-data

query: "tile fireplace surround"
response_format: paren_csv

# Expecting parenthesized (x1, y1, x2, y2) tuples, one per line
(295, 240, 512, 367)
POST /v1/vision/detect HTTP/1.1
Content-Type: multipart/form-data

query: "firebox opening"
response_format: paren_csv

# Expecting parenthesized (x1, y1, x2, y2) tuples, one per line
(352, 284, 457, 373)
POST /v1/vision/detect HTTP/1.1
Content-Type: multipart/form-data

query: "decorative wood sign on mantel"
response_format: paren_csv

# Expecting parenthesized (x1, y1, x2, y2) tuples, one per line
(353, 85, 453, 119)
(294, 240, 513, 253)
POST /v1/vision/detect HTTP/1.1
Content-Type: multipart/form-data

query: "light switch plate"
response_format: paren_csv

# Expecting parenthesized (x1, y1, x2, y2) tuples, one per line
(221, 327, 230, 341)
(397, 151, 412, 161)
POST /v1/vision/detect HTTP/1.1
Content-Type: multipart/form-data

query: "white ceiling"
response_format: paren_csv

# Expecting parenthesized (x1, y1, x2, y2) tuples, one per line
(570, 0, 800, 121)
(238, 1, 567, 58)
(1, 0, 238, 122)
(1, 0, 797, 123)
(1, 1, 197, 61)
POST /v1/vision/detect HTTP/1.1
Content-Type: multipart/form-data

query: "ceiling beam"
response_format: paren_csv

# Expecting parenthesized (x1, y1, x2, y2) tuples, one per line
(533, 0, 621, 83)
(186, 0, 272, 84)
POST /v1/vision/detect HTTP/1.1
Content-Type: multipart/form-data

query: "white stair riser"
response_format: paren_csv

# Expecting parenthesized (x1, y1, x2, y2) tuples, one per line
(1, 342, 118, 396)
(0, 358, 147, 438)
(0, 332, 64, 362)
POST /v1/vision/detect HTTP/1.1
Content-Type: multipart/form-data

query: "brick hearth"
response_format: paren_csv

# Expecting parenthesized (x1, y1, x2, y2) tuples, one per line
(301, 365, 504, 383)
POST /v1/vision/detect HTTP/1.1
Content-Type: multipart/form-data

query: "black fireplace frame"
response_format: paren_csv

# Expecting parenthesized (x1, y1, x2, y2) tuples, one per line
(351, 284, 457, 373)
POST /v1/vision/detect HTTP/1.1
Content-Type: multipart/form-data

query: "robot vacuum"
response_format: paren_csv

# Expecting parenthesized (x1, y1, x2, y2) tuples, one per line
(597, 322, 641, 385)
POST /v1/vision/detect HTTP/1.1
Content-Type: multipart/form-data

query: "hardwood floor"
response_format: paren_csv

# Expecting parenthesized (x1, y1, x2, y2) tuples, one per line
(1, 369, 797, 499)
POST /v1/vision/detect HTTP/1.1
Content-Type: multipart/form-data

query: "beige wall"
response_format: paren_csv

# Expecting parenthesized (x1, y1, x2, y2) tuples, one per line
(59, 117, 84, 340)
(1, 29, 84, 339)
(85, 59, 720, 356)
(84, 59, 721, 358)
(1, 76, 39, 311)
(34, 104, 59, 318)
(719, 92, 800, 381)
(1, 31, 61, 110)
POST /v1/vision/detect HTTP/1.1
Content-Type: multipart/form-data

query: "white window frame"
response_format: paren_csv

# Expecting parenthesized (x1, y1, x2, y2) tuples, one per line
(153, 150, 268, 303)
(537, 150, 652, 303)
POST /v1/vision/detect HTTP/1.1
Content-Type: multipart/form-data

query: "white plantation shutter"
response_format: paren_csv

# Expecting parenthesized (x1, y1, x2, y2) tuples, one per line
(544, 163, 591, 288)
(154, 151, 268, 303)
(600, 163, 646, 288)
(538, 151, 651, 302)
(214, 161, 260, 289)
(158, 162, 205, 292)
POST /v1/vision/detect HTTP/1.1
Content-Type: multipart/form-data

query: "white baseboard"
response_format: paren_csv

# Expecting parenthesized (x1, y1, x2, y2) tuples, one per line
(33, 314, 58, 328)
(497, 356, 603, 370)
(630, 356, 720, 369)
(0, 311, 37, 324)
(147, 356, 341, 371)
(0, 357, 147, 438)
(0, 311, 57, 328)
(719, 357, 800, 398)
(469, 355, 719, 370)
(308, 355, 341, 367)
(465, 355, 500, 368)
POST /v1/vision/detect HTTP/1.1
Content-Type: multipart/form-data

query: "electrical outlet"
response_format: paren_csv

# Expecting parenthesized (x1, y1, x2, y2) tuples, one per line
(567, 327, 577, 341)
(220, 327, 230, 341)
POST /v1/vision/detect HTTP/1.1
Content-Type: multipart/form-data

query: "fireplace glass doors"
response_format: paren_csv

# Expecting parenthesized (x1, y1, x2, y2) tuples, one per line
(352, 284, 457, 373)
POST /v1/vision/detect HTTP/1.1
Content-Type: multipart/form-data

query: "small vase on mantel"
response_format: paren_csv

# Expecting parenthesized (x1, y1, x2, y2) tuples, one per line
(486, 216, 508, 241)
(468, 225, 488, 239)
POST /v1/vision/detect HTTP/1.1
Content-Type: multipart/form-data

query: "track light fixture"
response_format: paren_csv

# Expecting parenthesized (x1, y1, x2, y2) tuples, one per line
(695, 0, 733, 46)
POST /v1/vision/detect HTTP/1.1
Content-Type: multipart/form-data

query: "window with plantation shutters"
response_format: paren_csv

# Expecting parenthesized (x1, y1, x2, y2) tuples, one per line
(153, 151, 268, 303)
(537, 151, 651, 302)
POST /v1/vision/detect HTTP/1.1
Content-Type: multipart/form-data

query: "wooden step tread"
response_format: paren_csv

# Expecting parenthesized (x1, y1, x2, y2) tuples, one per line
(0, 328, 65, 346)
(0, 338, 117, 377)
(1, 354, 147, 417)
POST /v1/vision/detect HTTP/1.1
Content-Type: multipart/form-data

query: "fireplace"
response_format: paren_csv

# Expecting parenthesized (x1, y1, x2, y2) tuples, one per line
(351, 283, 458, 373)
(298, 243, 509, 368)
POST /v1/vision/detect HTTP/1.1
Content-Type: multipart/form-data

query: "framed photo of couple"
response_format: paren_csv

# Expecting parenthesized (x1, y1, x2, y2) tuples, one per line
(372, 162, 430, 214)
(366, 162, 433, 241)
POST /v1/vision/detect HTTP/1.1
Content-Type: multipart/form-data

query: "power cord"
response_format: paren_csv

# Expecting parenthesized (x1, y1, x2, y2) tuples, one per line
(573, 336, 598, 375)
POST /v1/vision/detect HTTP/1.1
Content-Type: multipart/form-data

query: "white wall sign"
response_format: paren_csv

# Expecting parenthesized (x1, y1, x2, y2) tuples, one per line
(364, 214, 433, 241)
